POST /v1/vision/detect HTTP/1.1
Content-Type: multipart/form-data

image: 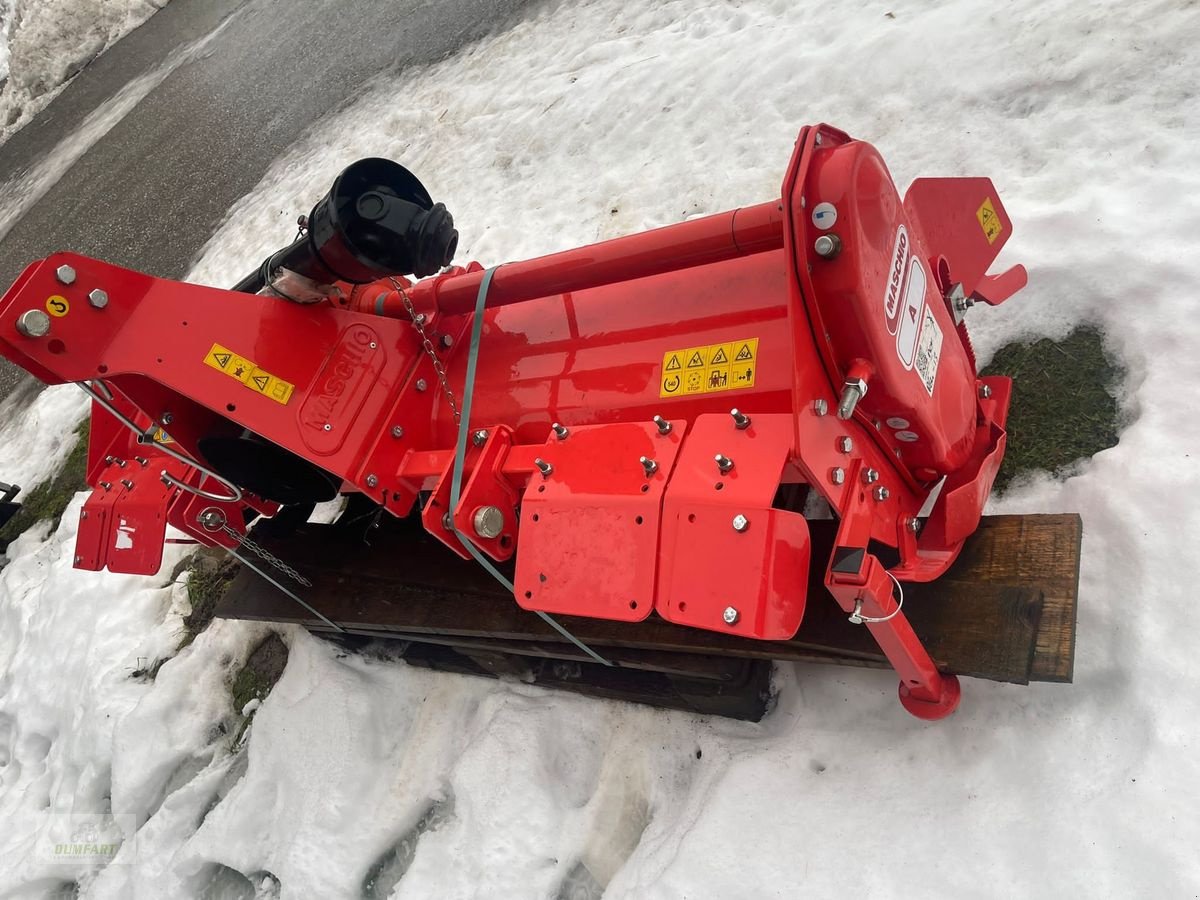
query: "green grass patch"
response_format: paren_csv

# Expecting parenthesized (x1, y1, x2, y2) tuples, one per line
(982, 325, 1124, 490)
(0, 419, 90, 546)
(231, 633, 289, 743)
(179, 551, 240, 649)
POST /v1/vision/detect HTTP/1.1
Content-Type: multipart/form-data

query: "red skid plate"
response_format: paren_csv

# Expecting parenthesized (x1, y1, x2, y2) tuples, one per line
(515, 421, 683, 622)
(656, 413, 810, 640)
(76, 457, 178, 575)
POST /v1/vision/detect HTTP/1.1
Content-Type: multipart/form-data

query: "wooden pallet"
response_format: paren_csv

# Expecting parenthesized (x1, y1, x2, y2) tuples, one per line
(215, 513, 1080, 718)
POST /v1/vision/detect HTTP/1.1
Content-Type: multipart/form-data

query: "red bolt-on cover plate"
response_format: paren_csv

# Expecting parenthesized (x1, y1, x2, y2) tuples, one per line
(76, 458, 177, 575)
(515, 421, 683, 622)
(656, 413, 810, 640)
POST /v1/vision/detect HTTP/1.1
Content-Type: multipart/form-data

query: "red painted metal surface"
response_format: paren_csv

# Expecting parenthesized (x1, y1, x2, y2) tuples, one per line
(0, 123, 1026, 718)
(657, 413, 809, 640)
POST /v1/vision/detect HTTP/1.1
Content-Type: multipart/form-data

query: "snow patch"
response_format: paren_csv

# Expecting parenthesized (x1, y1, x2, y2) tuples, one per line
(0, 0, 170, 145)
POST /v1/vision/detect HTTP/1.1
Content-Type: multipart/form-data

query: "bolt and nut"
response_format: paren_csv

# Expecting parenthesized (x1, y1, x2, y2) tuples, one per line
(640, 456, 659, 477)
(415, 378, 428, 392)
(730, 408, 751, 430)
(653, 415, 672, 435)
(552, 422, 569, 439)
(534, 458, 554, 477)
(830, 467, 845, 485)
(723, 606, 740, 625)
(814, 233, 842, 259)
(837, 436, 853, 453)
(366, 474, 379, 488)
(813, 398, 829, 416)
(874, 485, 890, 501)
(472, 506, 505, 539)
(979, 384, 992, 399)
(15, 309, 51, 338)
(88, 289, 109, 309)
(472, 429, 488, 446)
(862, 467, 880, 484)
(715, 454, 734, 474)
(732, 514, 749, 533)
(392, 425, 405, 439)
(55, 264, 76, 285)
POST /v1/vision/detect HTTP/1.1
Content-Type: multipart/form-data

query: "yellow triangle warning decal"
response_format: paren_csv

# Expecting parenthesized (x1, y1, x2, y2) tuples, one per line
(251, 374, 270, 391)
(734, 343, 754, 361)
(665, 353, 682, 371)
(686, 351, 705, 368)
(710, 347, 729, 364)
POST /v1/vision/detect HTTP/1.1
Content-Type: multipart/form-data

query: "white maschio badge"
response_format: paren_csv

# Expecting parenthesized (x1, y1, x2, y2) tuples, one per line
(914, 307, 943, 395)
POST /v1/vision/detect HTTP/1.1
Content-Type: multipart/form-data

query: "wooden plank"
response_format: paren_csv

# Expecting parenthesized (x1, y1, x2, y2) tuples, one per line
(216, 513, 1079, 684)
(942, 514, 1081, 682)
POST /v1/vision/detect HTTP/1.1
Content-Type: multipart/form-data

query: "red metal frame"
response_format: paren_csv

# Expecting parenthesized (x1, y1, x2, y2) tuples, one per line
(0, 124, 1027, 719)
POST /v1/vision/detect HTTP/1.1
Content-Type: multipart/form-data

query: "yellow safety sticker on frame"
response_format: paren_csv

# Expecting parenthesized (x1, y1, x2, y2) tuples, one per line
(660, 338, 758, 398)
(204, 342, 295, 405)
(976, 197, 1003, 244)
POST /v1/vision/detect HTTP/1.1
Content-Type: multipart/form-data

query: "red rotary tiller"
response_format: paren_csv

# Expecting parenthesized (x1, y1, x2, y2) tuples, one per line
(0, 124, 1035, 719)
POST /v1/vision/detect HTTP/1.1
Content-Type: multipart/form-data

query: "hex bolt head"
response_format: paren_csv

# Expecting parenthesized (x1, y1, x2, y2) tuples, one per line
(730, 408, 751, 430)
(838, 436, 853, 454)
(640, 456, 659, 477)
(723, 606, 740, 625)
(15, 309, 51, 338)
(366, 474, 379, 488)
(732, 514, 749, 533)
(55, 264, 76, 285)
(653, 415, 672, 435)
(472, 429, 488, 447)
(441, 334, 454, 348)
(88, 288, 109, 309)
(442, 512, 454, 530)
(874, 485, 890, 501)
(813, 398, 828, 416)
(472, 506, 505, 539)
(715, 454, 734, 474)
(814, 233, 842, 259)
(979, 384, 993, 399)
(552, 422, 569, 440)
(830, 466, 846, 485)
(862, 467, 880, 484)
(907, 517, 921, 533)
(391, 425, 404, 439)
(534, 457, 554, 478)
(415, 378, 428, 392)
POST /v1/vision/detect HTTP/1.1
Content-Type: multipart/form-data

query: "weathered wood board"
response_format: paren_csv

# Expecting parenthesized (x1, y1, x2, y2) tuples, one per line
(216, 513, 1080, 686)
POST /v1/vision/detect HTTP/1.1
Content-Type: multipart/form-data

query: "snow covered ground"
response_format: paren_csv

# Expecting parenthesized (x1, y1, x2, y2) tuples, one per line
(0, 0, 168, 145)
(2, 0, 1200, 896)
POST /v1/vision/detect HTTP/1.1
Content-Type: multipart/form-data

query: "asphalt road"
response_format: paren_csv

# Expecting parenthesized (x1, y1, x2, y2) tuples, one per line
(0, 0, 532, 397)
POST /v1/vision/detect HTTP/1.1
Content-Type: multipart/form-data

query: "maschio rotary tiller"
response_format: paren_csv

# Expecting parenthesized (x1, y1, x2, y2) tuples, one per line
(0, 124, 1079, 719)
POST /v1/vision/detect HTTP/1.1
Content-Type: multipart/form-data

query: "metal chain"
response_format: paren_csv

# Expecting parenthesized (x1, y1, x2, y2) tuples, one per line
(218, 521, 312, 587)
(390, 276, 462, 423)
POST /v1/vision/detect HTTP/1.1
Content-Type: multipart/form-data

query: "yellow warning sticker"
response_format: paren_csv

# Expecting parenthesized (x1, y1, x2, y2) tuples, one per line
(660, 338, 757, 398)
(976, 197, 1003, 244)
(45, 295, 70, 317)
(151, 428, 174, 444)
(204, 342, 295, 405)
